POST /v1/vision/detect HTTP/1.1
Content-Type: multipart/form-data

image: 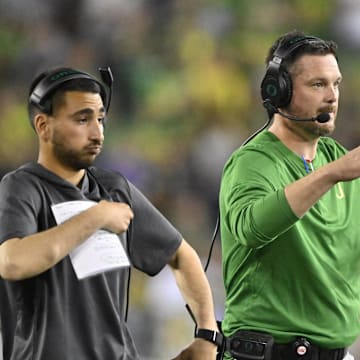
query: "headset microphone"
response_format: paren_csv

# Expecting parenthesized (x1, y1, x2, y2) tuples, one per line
(263, 99, 330, 123)
(316, 113, 331, 123)
(276, 109, 330, 123)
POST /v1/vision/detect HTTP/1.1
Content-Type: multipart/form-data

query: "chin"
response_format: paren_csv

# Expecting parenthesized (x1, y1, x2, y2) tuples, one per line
(68, 159, 96, 171)
(318, 123, 335, 137)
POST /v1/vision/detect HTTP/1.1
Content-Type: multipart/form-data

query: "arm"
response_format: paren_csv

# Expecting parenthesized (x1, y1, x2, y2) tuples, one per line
(285, 145, 360, 217)
(222, 143, 360, 247)
(168, 239, 218, 360)
(0, 201, 133, 280)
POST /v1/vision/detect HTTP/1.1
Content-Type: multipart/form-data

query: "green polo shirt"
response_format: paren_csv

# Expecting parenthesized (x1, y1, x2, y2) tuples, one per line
(220, 130, 360, 348)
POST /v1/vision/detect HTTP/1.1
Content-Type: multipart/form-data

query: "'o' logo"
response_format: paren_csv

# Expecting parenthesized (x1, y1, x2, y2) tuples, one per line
(266, 84, 277, 97)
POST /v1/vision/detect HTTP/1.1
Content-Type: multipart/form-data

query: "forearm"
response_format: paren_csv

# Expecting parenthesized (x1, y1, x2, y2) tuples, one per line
(285, 163, 337, 217)
(285, 143, 360, 217)
(0, 203, 107, 280)
(169, 240, 218, 330)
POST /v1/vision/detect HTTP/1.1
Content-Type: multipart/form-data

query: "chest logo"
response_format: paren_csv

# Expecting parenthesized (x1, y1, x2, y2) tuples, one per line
(335, 183, 344, 199)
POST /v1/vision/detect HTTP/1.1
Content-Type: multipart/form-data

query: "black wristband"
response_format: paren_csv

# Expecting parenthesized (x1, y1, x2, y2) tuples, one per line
(195, 328, 224, 347)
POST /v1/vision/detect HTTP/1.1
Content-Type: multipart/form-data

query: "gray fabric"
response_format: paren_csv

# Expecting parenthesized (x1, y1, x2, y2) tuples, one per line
(0, 162, 182, 360)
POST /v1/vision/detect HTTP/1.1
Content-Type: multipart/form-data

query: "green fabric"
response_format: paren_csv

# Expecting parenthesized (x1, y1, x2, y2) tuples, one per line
(219, 130, 360, 348)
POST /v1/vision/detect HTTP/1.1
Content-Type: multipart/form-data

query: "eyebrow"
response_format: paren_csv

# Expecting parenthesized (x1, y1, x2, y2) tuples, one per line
(70, 107, 106, 118)
(311, 75, 343, 83)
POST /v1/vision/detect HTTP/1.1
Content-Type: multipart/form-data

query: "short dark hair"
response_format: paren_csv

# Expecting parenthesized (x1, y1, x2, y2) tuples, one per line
(27, 67, 103, 126)
(265, 30, 338, 73)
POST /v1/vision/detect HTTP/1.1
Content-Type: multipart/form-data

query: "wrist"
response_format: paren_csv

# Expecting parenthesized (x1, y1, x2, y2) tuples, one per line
(195, 328, 224, 347)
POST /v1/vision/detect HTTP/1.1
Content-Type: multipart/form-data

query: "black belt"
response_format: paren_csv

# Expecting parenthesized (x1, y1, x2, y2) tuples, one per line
(272, 338, 346, 360)
(223, 330, 346, 360)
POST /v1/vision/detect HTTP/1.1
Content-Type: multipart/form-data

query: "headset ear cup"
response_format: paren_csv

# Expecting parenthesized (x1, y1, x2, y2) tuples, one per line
(277, 70, 292, 108)
(261, 73, 281, 107)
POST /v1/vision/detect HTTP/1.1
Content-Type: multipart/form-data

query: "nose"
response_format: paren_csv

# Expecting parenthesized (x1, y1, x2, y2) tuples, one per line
(89, 119, 104, 142)
(325, 84, 338, 104)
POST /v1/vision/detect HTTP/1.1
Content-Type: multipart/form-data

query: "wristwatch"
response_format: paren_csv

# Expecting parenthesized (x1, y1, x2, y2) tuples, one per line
(195, 328, 224, 347)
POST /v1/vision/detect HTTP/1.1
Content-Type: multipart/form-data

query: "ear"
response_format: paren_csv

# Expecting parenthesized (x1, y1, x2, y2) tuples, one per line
(34, 114, 51, 141)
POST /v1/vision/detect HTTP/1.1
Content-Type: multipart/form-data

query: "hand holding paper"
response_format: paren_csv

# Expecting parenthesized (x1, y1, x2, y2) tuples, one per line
(51, 201, 130, 280)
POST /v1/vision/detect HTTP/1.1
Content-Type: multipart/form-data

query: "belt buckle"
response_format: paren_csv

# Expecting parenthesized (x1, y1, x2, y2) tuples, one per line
(292, 338, 312, 359)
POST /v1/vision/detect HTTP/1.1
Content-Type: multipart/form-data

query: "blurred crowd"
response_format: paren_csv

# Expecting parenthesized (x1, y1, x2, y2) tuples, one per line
(1, 0, 360, 358)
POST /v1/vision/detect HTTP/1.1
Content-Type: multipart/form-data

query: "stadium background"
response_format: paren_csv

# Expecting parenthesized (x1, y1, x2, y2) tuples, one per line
(1, 0, 360, 358)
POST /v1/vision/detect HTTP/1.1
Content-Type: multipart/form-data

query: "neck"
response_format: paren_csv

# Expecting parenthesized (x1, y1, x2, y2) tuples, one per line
(268, 117, 319, 160)
(38, 154, 85, 186)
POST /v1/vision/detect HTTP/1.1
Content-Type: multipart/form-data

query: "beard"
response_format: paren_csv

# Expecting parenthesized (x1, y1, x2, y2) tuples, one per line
(51, 132, 99, 171)
(299, 120, 335, 137)
(284, 115, 335, 140)
(284, 105, 337, 138)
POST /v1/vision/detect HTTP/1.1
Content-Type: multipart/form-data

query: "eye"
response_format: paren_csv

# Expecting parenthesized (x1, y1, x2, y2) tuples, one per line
(334, 79, 342, 88)
(312, 82, 323, 88)
(77, 117, 88, 124)
(98, 117, 105, 124)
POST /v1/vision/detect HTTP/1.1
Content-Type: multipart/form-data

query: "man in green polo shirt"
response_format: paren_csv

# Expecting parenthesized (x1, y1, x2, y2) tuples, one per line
(219, 30, 360, 360)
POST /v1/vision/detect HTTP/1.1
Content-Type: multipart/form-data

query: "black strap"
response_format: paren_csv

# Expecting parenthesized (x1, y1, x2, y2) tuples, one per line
(272, 341, 346, 360)
(195, 328, 224, 347)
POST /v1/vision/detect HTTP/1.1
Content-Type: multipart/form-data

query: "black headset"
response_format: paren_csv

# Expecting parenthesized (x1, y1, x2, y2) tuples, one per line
(260, 35, 323, 111)
(29, 66, 113, 117)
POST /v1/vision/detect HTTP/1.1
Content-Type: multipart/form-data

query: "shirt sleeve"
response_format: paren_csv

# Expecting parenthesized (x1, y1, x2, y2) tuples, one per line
(0, 171, 40, 243)
(127, 182, 182, 276)
(220, 150, 299, 249)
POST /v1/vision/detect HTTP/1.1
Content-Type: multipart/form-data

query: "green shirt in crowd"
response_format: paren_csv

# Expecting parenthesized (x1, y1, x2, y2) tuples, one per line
(219, 130, 360, 348)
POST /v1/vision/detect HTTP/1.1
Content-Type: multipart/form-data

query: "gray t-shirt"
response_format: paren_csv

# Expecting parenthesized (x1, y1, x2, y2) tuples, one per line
(0, 162, 182, 360)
